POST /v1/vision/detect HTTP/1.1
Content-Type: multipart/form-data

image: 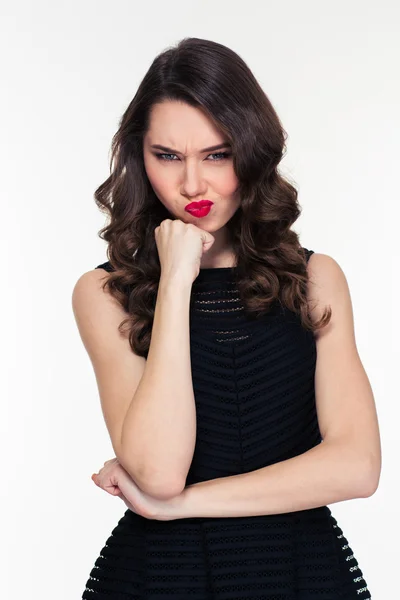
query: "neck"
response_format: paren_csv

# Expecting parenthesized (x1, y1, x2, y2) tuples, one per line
(199, 226, 236, 269)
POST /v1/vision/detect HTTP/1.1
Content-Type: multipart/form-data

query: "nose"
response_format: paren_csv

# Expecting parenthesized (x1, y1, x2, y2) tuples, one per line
(180, 160, 207, 198)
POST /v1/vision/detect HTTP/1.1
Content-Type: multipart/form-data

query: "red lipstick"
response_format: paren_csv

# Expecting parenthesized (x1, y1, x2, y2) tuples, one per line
(185, 200, 214, 218)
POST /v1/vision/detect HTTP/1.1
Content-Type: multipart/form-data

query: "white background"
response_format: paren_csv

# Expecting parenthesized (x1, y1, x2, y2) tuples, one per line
(2, 1, 399, 597)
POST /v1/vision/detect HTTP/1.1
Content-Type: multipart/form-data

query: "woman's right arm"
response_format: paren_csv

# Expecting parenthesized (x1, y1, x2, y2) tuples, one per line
(72, 268, 197, 501)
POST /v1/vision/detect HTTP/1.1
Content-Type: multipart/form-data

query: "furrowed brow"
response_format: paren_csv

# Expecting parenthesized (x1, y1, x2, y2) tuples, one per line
(150, 142, 232, 154)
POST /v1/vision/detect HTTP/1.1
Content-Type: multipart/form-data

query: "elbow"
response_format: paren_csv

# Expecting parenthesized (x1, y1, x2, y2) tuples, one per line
(139, 477, 186, 500)
(357, 455, 381, 498)
(117, 451, 186, 500)
(359, 475, 379, 498)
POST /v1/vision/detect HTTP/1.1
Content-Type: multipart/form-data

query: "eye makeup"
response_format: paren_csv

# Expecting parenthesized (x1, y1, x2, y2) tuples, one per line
(153, 151, 232, 161)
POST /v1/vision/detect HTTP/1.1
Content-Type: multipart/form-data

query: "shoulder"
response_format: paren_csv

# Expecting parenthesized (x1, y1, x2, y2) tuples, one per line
(72, 266, 114, 306)
(305, 252, 354, 334)
(93, 261, 115, 273)
(306, 251, 346, 289)
(71, 267, 128, 353)
(71, 262, 116, 303)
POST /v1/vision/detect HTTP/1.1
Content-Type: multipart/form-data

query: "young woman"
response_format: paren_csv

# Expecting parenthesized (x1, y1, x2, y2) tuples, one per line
(72, 37, 380, 599)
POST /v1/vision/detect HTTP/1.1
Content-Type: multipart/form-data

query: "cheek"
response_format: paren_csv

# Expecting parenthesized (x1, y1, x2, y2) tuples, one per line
(214, 169, 240, 200)
(145, 160, 175, 199)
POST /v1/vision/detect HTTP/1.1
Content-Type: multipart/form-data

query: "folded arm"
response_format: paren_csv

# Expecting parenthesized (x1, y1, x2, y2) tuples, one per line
(172, 253, 382, 519)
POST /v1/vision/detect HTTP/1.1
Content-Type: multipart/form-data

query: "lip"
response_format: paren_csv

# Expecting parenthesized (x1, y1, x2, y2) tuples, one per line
(185, 200, 214, 210)
(185, 206, 212, 218)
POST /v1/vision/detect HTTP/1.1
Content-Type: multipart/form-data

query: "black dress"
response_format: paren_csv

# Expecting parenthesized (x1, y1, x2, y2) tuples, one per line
(82, 248, 371, 599)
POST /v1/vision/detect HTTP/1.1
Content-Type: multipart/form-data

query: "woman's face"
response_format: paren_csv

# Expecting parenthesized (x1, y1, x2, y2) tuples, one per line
(143, 100, 241, 233)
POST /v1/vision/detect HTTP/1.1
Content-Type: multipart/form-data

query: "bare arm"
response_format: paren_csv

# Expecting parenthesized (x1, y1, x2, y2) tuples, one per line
(72, 269, 196, 501)
(172, 437, 376, 520)
(162, 253, 381, 520)
(120, 273, 196, 499)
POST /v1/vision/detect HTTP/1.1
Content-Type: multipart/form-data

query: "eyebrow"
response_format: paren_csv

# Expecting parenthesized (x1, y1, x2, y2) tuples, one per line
(150, 142, 232, 154)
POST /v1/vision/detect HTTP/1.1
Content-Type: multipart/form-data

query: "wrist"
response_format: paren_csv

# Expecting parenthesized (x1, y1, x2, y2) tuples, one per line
(156, 485, 195, 521)
(159, 273, 193, 293)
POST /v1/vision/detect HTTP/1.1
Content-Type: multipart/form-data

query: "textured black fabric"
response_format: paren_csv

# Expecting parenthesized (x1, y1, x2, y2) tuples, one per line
(82, 248, 371, 599)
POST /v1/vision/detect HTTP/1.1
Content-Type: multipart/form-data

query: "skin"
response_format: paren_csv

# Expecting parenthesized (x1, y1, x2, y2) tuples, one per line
(142, 99, 241, 268)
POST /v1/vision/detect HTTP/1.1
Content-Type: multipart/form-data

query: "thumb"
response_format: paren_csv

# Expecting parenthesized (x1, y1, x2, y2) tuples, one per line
(201, 231, 215, 253)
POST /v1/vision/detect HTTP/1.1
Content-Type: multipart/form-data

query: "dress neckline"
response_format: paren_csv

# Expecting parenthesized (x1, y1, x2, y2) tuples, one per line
(195, 265, 237, 283)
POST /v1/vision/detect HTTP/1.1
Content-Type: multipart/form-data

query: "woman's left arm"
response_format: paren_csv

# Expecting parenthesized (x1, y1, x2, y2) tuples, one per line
(172, 253, 382, 520)
(94, 254, 382, 521)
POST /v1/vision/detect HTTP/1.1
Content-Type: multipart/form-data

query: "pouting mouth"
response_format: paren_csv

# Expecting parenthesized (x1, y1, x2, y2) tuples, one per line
(185, 200, 214, 210)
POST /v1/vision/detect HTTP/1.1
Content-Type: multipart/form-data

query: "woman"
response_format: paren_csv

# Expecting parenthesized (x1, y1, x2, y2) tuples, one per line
(72, 37, 380, 599)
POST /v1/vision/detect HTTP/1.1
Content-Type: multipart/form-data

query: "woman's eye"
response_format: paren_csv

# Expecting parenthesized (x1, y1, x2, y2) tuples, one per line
(208, 152, 231, 161)
(155, 152, 231, 162)
(156, 153, 177, 161)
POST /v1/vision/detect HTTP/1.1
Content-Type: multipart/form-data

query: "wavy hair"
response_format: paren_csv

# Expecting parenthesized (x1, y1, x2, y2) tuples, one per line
(94, 37, 331, 357)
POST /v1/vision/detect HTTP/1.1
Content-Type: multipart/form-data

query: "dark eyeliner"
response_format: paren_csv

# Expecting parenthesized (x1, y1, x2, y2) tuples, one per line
(154, 152, 232, 161)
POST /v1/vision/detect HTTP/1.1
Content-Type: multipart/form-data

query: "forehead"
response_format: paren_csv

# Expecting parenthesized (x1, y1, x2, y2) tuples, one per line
(145, 100, 225, 149)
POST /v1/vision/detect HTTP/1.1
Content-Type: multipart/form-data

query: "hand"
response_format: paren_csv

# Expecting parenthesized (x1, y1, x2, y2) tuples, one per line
(91, 458, 185, 521)
(154, 218, 215, 283)
(91, 458, 136, 511)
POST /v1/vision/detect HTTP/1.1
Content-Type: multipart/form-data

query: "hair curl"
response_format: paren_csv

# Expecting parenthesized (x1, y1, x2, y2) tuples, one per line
(94, 37, 331, 358)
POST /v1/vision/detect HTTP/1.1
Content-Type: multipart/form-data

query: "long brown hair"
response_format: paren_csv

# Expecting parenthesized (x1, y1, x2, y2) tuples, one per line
(94, 37, 331, 357)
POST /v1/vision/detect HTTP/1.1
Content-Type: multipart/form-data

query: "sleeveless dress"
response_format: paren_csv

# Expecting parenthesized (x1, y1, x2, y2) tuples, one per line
(82, 248, 371, 599)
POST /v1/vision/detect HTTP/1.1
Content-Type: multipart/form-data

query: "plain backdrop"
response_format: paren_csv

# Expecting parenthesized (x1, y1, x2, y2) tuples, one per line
(1, 1, 399, 597)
